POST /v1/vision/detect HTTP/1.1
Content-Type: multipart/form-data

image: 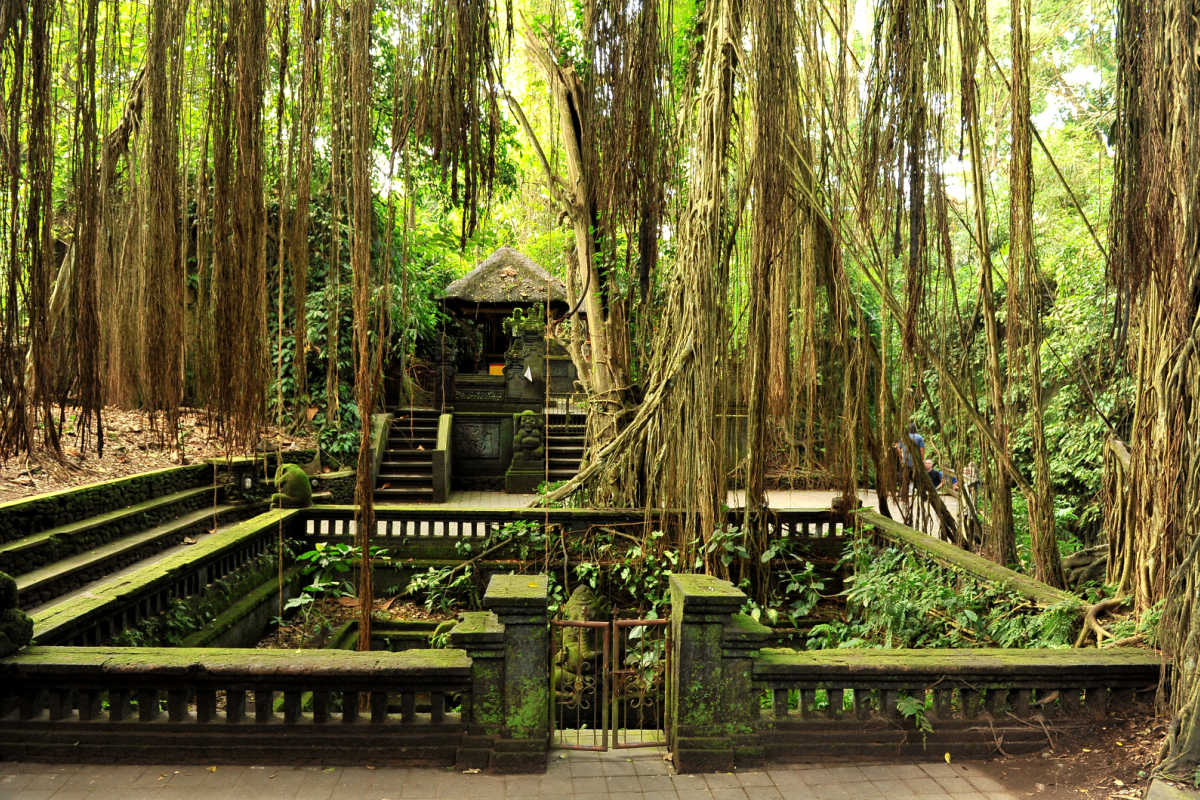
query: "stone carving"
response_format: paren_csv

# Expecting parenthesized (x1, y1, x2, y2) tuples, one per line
(553, 585, 610, 704)
(269, 463, 313, 508)
(454, 420, 500, 460)
(0, 571, 33, 658)
(511, 412, 545, 467)
(455, 388, 504, 402)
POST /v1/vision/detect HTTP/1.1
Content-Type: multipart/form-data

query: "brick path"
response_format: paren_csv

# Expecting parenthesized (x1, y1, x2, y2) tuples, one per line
(0, 749, 1021, 799)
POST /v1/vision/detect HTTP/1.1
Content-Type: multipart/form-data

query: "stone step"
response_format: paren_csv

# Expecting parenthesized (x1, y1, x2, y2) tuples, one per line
(379, 459, 434, 470)
(0, 486, 215, 577)
(375, 487, 435, 503)
(16, 502, 263, 611)
(376, 473, 434, 486)
(384, 434, 436, 448)
(388, 424, 438, 434)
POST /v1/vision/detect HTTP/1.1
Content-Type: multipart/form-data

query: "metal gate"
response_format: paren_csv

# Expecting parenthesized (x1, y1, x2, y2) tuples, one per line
(550, 617, 670, 750)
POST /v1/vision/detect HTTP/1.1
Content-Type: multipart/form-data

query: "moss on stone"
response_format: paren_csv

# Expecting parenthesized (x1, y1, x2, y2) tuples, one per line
(32, 509, 299, 642)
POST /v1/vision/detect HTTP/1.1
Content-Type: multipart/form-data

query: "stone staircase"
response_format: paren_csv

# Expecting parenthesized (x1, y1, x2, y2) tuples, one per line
(3, 475, 263, 612)
(544, 412, 586, 483)
(375, 408, 440, 503)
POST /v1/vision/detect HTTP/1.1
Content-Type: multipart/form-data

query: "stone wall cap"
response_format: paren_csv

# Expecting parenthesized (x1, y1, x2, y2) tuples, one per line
(670, 574, 745, 610)
(484, 574, 548, 610)
(450, 611, 505, 645)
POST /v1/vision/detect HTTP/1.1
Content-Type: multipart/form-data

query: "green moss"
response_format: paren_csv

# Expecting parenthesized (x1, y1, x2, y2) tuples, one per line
(507, 675, 548, 738)
(32, 509, 299, 642)
(485, 574, 548, 603)
(0, 465, 211, 545)
(2, 644, 473, 674)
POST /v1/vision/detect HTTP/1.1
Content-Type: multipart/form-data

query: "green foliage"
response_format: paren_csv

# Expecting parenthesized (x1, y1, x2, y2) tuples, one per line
(807, 538, 1078, 650)
(896, 692, 934, 735)
(283, 541, 386, 628)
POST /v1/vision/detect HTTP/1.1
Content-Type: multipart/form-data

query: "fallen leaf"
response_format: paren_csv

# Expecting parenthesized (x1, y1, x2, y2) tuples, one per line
(944, 752, 951, 764)
(182, 537, 197, 545)
(462, 768, 481, 774)
(207, 766, 217, 773)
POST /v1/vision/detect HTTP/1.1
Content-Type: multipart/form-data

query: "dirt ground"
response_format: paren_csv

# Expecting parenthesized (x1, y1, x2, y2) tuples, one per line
(974, 706, 1172, 798)
(255, 596, 456, 649)
(0, 405, 316, 502)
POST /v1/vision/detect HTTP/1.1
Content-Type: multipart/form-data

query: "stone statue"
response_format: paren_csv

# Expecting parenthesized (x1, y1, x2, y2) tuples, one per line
(0, 571, 32, 658)
(512, 411, 545, 465)
(269, 463, 313, 508)
(553, 585, 609, 700)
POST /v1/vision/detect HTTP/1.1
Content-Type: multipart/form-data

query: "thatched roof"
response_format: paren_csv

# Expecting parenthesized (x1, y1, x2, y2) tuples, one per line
(441, 246, 567, 306)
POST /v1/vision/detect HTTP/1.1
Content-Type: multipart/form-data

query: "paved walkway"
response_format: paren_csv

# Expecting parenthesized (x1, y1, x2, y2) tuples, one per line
(0, 749, 1022, 799)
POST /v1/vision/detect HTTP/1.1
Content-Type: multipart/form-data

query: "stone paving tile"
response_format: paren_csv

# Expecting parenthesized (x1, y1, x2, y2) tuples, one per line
(570, 761, 607, 777)
(808, 764, 871, 785)
(638, 774, 674, 792)
(644, 791, 680, 800)
(934, 775, 978, 794)
(703, 772, 742, 790)
(605, 774, 642, 793)
(601, 759, 639, 776)
(735, 770, 774, 787)
(710, 788, 751, 800)
(871, 777, 920, 796)
(572, 775, 609, 794)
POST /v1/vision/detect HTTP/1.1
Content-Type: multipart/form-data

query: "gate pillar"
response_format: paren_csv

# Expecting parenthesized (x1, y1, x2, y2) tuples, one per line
(668, 574, 770, 772)
(485, 574, 549, 772)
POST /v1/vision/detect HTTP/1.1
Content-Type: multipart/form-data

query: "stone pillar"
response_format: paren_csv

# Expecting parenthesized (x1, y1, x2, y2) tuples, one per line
(484, 574, 549, 772)
(668, 574, 770, 772)
(450, 611, 505, 770)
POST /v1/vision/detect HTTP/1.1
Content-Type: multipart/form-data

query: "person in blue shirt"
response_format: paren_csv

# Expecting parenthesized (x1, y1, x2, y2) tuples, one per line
(897, 423, 925, 469)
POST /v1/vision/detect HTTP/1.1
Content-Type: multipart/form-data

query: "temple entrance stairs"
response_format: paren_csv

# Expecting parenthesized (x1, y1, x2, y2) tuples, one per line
(544, 412, 586, 483)
(375, 408, 440, 503)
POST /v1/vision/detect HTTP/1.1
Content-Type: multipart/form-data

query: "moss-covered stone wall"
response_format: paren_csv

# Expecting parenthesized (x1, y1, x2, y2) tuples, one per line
(0, 464, 211, 545)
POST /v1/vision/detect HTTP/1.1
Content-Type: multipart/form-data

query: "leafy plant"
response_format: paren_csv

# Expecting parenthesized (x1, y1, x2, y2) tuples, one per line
(806, 538, 1079, 650)
(896, 692, 934, 735)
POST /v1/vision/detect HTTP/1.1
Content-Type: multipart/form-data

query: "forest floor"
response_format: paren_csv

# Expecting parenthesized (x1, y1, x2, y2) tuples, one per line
(976, 706, 1169, 798)
(0, 405, 316, 502)
(255, 596, 455, 650)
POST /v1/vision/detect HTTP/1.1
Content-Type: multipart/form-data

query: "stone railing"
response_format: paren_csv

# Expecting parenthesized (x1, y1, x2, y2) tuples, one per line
(2, 574, 550, 771)
(433, 413, 453, 502)
(298, 506, 848, 559)
(668, 574, 1161, 771)
(32, 510, 297, 646)
(755, 647, 1160, 760)
(0, 646, 471, 765)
